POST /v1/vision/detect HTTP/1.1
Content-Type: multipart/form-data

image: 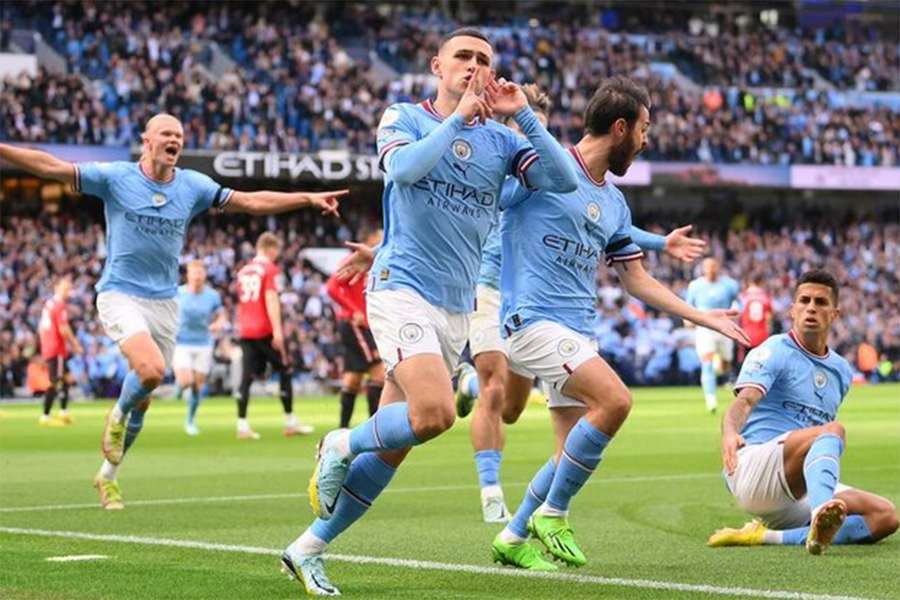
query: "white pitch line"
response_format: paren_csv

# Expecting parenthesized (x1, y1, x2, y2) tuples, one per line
(46, 554, 109, 562)
(0, 473, 717, 514)
(0, 526, 873, 600)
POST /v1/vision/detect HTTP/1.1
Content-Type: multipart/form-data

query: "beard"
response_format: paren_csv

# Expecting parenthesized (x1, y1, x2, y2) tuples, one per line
(608, 135, 639, 177)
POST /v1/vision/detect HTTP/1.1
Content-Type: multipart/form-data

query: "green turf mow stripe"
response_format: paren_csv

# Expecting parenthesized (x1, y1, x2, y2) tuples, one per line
(0, 527, 874, 600)
(0, 473, 721, 513)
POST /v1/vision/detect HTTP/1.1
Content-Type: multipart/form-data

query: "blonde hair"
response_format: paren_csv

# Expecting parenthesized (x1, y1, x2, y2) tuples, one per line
(256, 231, 282, 251)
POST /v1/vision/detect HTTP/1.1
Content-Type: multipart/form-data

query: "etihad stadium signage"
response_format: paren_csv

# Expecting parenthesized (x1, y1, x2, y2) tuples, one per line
(168, 150, 383, 182)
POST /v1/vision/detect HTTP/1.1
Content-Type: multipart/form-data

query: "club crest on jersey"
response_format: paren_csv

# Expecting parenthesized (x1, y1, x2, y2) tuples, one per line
(452, 139, 473, 161)
(151, 192, 167, 207)
(399, 323, 424, 344)
(814, 370, 828, 389)
(586, 202, 601, 222)
(557, 338, 580, 358)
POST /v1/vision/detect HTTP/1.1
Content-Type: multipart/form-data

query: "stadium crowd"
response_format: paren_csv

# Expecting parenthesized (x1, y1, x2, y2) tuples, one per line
(1, 2, 898, 164)
(2, 207, 897, 399)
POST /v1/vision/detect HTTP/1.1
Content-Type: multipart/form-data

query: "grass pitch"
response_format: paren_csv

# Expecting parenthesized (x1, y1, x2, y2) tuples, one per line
(1, 385, 897, 599)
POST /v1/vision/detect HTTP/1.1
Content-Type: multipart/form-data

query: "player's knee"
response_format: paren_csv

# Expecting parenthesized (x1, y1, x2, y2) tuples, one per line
(478, 380, 505, 413)
(135, 361, 164, 389)
(874, 499, 899, 538)
(822, 421, 846, 443)
(605, 387, 633, 423)
(410, 405, 455, 440)
(136, 398, 151, 413)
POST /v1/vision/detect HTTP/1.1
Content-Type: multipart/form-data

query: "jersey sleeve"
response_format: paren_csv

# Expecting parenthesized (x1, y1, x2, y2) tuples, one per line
(211, 290, 224, 312)
(376, 104, 418, 172)
(735, 340, 783, 397)
(262, 264, 282, 294)
(74, 162, 115, 199)
(498, 177, 532, 209)
(506, 133, 540, 189)
(604, 200, 645, 266)
(188, 170, 234, 216)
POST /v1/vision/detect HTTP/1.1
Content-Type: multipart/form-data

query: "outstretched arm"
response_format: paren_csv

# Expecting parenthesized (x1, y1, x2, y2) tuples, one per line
(613, 259, 751, 346)
(721, 387, 763, 474)
(630, 225, 707, 263)
(225, 189, 346, 217)
(0, 143, 75, 186)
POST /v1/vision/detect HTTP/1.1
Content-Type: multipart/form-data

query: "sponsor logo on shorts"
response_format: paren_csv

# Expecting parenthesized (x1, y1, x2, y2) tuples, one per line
(557, 338, 580, 358)
(399, 323, 424, 344)
(814, 370, 828, 389)
(452, 139, 473, 161)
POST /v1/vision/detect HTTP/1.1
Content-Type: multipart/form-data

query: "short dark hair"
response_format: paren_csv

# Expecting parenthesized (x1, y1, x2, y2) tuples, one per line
(796, 270, 840, 305)
(439, 27, 491, 49)
(583, 76, 651, 136)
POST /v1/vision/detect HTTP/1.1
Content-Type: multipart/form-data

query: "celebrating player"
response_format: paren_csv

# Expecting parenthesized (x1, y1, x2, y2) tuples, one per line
(235, 232, 314, 440)
(489, 76, 749, 571)
(283, 28, 579, 595)
(0, 113, 345, 510)
(708, 270, 898, 554)
(174, 260, 227, 436)
(455, 85, 707, 523)
(686, 258, 740, 413)
(38, 275, 83, 426)
(326, 228, 385, 429)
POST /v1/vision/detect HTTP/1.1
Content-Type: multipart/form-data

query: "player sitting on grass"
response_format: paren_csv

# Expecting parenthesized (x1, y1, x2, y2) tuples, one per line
(0, 114, 345, 510)
(489, 75, 750, 571)
(708, 270, 898, 553)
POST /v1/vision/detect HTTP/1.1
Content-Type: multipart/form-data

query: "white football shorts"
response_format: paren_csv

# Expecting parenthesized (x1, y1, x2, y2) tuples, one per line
(695, 326, 734, 362)
(96, 290, 178, 367)
(366, 287, 469, 376)
(469, 284, 507, 358)
(172, 344, 215, 375)
(507, 320, 599, 409)
(725, 432, 852, 529)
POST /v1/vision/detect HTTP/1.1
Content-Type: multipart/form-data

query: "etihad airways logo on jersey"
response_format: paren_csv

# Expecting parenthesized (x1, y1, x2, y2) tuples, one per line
(542, 234, 598, 260)
(124, 212, 186, 236)
(783, 400, 833, 426)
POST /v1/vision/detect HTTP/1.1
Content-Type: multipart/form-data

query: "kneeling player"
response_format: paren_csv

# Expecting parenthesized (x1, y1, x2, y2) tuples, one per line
(709, 270, 898, 554)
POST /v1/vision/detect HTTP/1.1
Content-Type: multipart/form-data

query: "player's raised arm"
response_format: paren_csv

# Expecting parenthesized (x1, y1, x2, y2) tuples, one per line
(225, 189, 346, 217)
(611, 258, 752, 347)
(379, 67, 492, 186)
(0, 143, 76, 187)
(720, 386, 763, 474)
(487, 78, 577, 193)
(629, 224, 707, 263)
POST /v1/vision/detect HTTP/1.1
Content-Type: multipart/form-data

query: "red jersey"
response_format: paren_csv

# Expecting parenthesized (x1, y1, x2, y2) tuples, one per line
(326, 270, 368, 325)
(39, 297, 70, 359)
(740, 286, 773, 348)
(236, 257, 281, 339)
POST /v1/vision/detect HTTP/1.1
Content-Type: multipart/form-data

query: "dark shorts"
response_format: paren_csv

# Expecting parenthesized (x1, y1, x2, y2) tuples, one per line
(239, 337, 288, 377)
(46, 355, 68, 385)
(338, 320, 380, 373)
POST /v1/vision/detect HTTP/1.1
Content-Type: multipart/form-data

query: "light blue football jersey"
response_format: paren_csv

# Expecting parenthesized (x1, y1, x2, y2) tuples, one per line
(736, 330, 853, 445)
(685, 274, 740, 310)
(499, 147, 644, 339)
(476, 178, 519, 291)
(371, 100, 551, 313)
(75, 162, 233, 299)
(176, 285, 223, 346)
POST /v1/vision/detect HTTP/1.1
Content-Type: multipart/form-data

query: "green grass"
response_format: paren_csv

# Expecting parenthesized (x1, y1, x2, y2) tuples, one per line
(1, 385, 898, 599)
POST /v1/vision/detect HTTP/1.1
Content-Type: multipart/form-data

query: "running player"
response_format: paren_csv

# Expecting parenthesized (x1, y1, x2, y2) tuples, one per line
(738, 274, 773, 361)
(174, 259, 226, 436)
(236, 232, 313, 440)
(283, 28, 579, 595)
(0, 114, 345, 510)
(38, 276, 83, 426)
(455, 85, 707, 523)
(326, 228, 385, 428)
(686, 257, 740, 413)
(708, 270, 897, 553)
(489, 76, 749, 571)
